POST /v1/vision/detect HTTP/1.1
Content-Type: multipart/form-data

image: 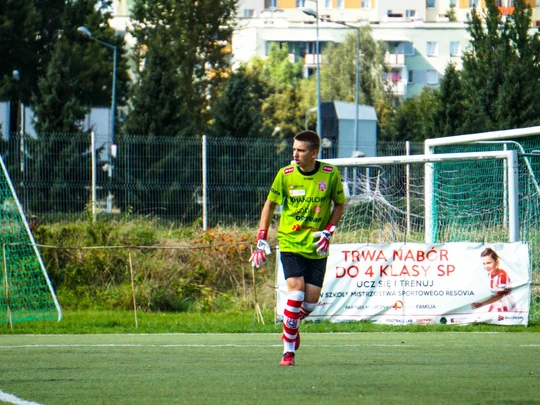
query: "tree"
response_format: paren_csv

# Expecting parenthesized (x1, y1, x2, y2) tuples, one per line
(0, 1, 42, 105)
(460, 0, 540, 133)
(381, 88, 439, 142)
(124, 38, 191, 137)
(32, 0, 128, 132)
(431, 62, 467, 137)
(320, 26, 389, 108)
(128, 0, 238, 137)
(28, 0, 128, 214)
(246, 43, 307, 138)
(210, 67, 263, 138)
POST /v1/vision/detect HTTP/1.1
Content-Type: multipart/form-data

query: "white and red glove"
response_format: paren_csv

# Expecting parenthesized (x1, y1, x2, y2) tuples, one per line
(249, 230, 272, 268)
(312, 224, 336, 257)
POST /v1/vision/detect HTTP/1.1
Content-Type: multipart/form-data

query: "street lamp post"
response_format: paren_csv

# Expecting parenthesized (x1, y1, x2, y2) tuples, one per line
(12, 69, 26, 207)
(12, 70, 23, 171)
(78, 26, 117, 214)
(300, 4, 322, 139)
(77, 26, 117, 145)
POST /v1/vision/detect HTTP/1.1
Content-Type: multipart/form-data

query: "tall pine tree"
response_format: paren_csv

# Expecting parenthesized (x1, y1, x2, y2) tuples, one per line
(128, 0, 238, 137)
(460, 0, 540, 132)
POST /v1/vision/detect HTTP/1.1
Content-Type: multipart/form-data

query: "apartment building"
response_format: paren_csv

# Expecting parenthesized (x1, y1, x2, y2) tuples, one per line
(233, 0, 540, 100)
(108, 0, 540, 100)
(233, 10, 469, 100)
(260, 0, 540, 24)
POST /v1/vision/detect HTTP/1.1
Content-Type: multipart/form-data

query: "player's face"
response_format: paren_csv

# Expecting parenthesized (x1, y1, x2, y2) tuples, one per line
(482, 256, 498, 274)
(292, 140, 318, 170)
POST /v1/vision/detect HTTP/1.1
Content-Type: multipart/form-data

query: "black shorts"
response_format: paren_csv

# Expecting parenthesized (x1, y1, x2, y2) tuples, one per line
(280, 252, 328, 288)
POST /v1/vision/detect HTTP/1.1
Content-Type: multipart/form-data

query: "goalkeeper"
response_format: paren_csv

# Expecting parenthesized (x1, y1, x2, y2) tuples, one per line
(250, 130, 346, 366)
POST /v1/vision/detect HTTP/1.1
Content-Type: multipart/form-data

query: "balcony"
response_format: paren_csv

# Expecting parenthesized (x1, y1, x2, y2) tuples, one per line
(304, 53, 323, 66)
(385, 53, 405, 66)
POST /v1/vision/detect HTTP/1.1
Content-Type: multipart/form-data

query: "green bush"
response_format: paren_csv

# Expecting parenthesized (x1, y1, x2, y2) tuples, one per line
(34, 219, 274, 312)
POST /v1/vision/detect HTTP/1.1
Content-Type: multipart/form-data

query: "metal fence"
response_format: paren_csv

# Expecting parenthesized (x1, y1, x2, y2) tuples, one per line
(1, 133, 423, 226)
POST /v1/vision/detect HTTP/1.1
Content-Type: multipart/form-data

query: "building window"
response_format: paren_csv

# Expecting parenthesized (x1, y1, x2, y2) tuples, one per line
(296, 0, 305, 7)
(243, 9, 254, 17)
(469, 0, 479, 7)
(362, 0, 370, 8)
(537, 0, 540, 6)
(427, 70, 439, 84)
(426, 42, 438, 56)
(427, 0, 436, 7)
(402, 42, 414, 55)
(450, 41, 461, 56)
(450, 0, 457, 5)
(324, 0, 332, 8)
(406, 10, 416, 18)
(408, 71, 414, 83)
(337, 0, 344, 9)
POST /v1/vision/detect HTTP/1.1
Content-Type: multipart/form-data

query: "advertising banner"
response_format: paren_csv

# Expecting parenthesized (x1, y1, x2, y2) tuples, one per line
(276, 242, 531, 326)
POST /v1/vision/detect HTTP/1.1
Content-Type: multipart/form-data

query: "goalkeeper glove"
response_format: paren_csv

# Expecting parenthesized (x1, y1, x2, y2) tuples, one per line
(250, 230, 272, 268)
(312, 224, 336, 257)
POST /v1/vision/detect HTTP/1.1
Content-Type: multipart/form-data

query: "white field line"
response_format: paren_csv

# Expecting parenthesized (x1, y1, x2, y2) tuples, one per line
(0, 390, 43, 405)
(0, 343, 409, 349)
(0, 343, 537, 349)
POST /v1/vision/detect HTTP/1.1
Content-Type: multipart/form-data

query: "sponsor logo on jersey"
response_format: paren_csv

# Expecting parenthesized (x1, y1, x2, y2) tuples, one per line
(292, 224, 301, 231)
(313, 206, 321, 214)
(284, 167, 295, 175)
(318, 181, 327, 191)
(322, 165, 334, 172)
(290, 189, 306, 197)
(295, 216, 322, 223)
(289, 196, 329, 203)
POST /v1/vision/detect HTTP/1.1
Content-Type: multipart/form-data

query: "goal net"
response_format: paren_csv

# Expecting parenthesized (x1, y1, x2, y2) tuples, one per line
(0, 155, 62, 325)
(329, 143, 540, 322)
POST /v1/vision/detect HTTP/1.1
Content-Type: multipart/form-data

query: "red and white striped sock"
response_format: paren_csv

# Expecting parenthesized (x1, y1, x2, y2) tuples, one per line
(282, 290, 304, 353)
(299, 301, 317, 320)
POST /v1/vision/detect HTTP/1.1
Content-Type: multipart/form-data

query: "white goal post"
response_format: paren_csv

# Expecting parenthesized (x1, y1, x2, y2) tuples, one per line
(325, 149, 520, 244)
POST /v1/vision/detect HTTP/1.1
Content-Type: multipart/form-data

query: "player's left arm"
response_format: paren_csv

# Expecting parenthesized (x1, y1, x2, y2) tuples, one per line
(312, 174, 346, 256)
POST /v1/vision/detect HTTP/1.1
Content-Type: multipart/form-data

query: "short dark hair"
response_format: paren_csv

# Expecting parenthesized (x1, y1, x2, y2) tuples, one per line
(294, 130, 320, 151)
(481, 247, 499, 261)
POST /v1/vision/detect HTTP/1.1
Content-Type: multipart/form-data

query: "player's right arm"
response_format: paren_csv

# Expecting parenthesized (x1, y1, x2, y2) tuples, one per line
(250, 200, 278, 268)
(259, 199, 277, 232)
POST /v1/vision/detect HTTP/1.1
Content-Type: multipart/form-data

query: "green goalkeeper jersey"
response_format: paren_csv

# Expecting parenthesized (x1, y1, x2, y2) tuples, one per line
(267, 161, 346, 259)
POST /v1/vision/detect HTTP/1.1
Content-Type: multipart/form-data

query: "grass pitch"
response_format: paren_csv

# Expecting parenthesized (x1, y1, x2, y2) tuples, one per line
(0, 332, 538, 405)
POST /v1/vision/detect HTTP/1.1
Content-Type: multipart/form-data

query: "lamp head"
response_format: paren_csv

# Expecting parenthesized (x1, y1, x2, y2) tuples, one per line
(300, 7, 317, 18)
(12, 70, 20, 81)
(77, 26, 93, 38)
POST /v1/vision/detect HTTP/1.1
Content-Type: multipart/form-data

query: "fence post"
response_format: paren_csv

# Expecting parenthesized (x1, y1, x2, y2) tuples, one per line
(202, 135, 208, 230)
(91, 131, 96, 223)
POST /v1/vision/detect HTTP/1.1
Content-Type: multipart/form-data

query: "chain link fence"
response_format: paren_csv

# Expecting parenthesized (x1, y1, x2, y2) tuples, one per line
(1, 133, 422, 226)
